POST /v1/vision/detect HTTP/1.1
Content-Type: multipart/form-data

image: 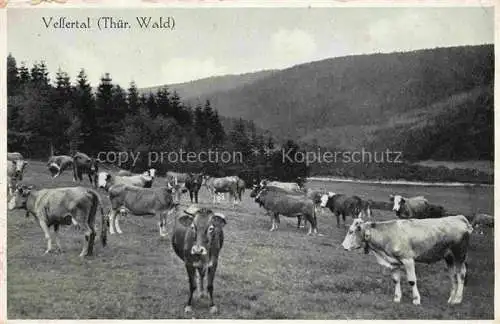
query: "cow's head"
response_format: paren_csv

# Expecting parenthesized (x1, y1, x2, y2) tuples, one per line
(148, 168, 157, 178)
(250, 183, 263, 198)
(178, 206, 226, 264)
(320, 192, 336, 208)
(188, 173, 203, 187)
(342, 218, 375, 251)
(48, 161, 60, 177)
(13, 160, 28, 180)
(389, 194, 405, 213)
(98, 172, 112, 189)
(8, 184, 33, 211)
(89, 158, 98, 173)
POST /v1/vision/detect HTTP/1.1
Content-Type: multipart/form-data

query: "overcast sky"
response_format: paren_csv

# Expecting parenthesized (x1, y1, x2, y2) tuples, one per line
(7, 7, 494, 88)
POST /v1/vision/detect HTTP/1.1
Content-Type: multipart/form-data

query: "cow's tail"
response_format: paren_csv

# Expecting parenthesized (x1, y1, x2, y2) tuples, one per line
(88, 189, 108, 247)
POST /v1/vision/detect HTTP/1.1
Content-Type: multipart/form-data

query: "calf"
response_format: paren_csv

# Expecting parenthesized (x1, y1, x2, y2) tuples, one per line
(73, 152, 99, 187)
(172, 206, 226, 314)
(255, 188, 318, 235)
(342, 215, 473, 305)
(8, 184, 108, 257)
(47, 155, 74, 178)
(320, 192, 373, 227)
(100, 180, 177, 236)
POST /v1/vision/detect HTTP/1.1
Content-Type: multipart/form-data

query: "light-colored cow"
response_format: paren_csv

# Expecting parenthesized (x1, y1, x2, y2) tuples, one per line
(47, 155, 74, 178)
(204, 176, 245, 205)
(98, 171, 153, 189)
(342, 215, 473, 305)
(8, 184, 108, 257)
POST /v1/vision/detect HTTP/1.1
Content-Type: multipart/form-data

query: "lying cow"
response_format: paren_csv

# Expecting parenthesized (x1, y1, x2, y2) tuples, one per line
(260, 179, 303, 192)
(172, 206, 226, 314)
(390, 194, 445, 219)
(471, 213, 494, 235)
(7, 152, 24, 161)
(47, 155, 74, 178)
(204, 175, 245, 205)
(99, 177, 177, 236)
(342, 215, 473, 305)
(117, 168, 156, 187)
(185, 173, 204, 203)
(98, 171, 153, 189)
(73, 152, 99, 187)
(8, 184, 108, 257)
(7, 159, 28, 196)
(255, 187, 318, 235)
(320, 192, 373, 227)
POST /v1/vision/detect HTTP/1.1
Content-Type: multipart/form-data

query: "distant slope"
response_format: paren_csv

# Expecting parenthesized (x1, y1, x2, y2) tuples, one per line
(183, 45, 493, 162)
(139, 70, 276, 101)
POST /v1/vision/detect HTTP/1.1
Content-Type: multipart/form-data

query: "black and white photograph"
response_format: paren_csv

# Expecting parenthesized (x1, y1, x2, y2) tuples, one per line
(3, 2, 495, 320)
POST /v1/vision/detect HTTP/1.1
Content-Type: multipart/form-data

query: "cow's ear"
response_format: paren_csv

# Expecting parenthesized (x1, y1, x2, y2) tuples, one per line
(212, 213, 226, 227)
(389, 195, 394, 202)
(178, 215, 193, 227)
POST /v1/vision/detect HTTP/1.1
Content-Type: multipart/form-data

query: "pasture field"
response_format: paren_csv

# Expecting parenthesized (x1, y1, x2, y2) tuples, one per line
(7, 161, 494, 319)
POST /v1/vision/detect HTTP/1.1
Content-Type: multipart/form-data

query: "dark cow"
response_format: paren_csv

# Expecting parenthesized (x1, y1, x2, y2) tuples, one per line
(471, 213, 494, 235)
(8, 184, 108, 257)
(320, 192, 373, 227)
(172, 206, 226, 314)
(255, 187, 318, 235)
(99, 181, 177, 236)
(389, 194, 446, 219)
(73, 152, 99, 187)
(250, 183, 322, 229)
(342, 215, 473, 305)
(47, 155, 74, 178)
(185, 173, 204, 204)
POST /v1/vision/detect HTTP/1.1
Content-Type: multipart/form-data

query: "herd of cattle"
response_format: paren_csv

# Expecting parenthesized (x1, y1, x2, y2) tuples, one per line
(6, 151, 495, 314)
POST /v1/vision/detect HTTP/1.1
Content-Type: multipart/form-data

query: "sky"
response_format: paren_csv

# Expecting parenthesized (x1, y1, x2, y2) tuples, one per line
(7, 7, 494, 88)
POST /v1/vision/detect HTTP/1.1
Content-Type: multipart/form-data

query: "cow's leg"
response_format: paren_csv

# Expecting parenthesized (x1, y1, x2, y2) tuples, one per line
(80, 223, 96, 257)
(158, 211, 168, 237)
(53, 224, 64, 252)
(452, 262, 467, 304)
(184, 264, 197, 313)
(197, 267, 208, 299)
(38, 219, 53, 255)
(108, 209, 117, 234)
(88, 173, 93, 186)
(207, 263, 218, 314)
(114, 209, 124, 234)
(335, 212, 341, 228)
(297, 216, 301, 229)
(270, 213, 279, 231)
(391, 268, 402, 303)
(402, 258, 421, 305)
(445, 253, 458, 304)
(195, 190, 199, 204)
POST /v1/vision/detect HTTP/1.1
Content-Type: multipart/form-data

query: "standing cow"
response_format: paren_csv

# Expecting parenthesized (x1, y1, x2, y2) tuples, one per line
(185, 173, 204, 204)
(47, 155, 74, 178)
(73, 152, 99, 187)
(172, 206, 226, 314)
(320, 192, 373, 227)
(8, 184, 108, 257)
(204, 176, 245, 205)
(342, 215, 473, 305)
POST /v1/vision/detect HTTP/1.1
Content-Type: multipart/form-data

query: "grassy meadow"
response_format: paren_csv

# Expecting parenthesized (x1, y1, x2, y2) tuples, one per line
(7, 161, 494, 319)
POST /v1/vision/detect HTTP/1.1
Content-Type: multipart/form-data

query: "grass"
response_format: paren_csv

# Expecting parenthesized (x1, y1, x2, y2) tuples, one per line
(7, 161, 494, 319)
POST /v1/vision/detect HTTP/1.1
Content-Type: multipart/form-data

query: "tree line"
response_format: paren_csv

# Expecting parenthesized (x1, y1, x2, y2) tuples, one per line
(7, 54, 309, 185)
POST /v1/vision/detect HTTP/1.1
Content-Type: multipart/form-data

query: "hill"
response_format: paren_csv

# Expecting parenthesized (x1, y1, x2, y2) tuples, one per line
(169, 45, 493, 162)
